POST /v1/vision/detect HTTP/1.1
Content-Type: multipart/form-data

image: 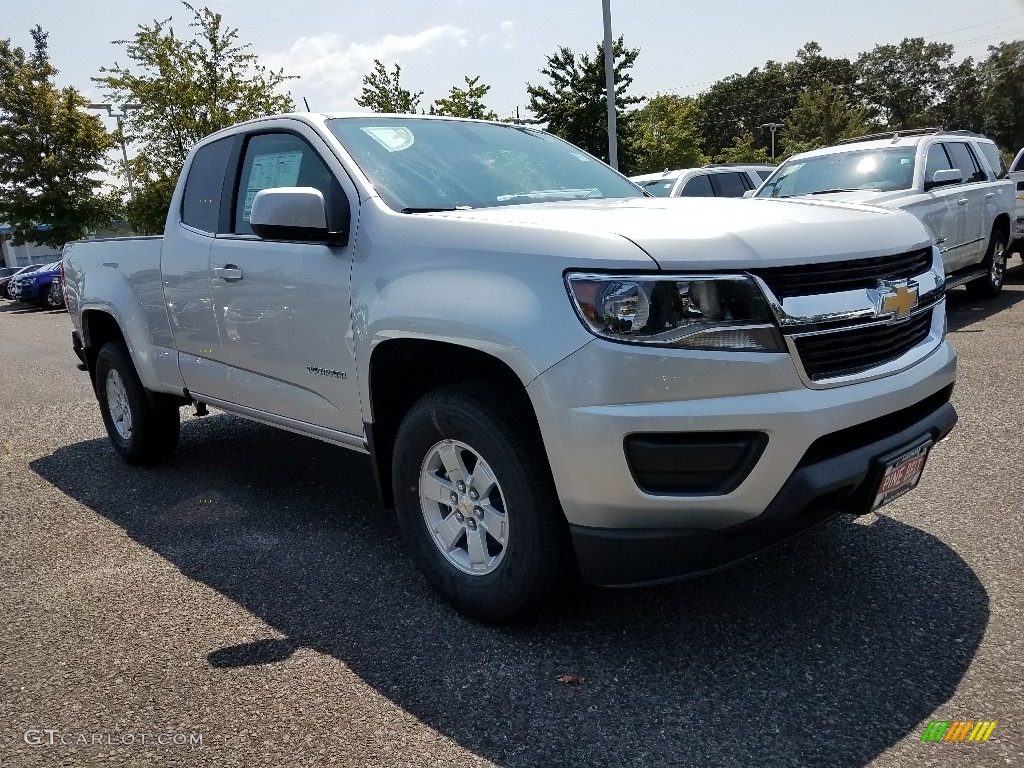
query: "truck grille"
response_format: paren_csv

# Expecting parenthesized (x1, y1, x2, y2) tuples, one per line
(752, 248, 932, 299)
(793, 309, 934, 381)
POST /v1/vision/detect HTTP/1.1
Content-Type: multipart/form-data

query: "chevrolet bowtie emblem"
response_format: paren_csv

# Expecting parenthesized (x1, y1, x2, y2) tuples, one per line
(875, 280, 919, 322)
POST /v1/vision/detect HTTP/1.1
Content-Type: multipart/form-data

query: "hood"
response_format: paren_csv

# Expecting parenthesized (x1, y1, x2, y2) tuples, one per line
(433, 197, 932, 269)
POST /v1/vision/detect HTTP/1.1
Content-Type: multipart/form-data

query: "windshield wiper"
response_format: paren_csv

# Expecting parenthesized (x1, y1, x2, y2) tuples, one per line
(807, 188, 867, 195)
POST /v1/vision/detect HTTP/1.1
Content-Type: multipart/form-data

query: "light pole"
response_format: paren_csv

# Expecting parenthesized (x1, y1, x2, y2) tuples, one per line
(602, 0, 618, 170)
(88, 103, 141, 204)
(760, 122, 783, 160)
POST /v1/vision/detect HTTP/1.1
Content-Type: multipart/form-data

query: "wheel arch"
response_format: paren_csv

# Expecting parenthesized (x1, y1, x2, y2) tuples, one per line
(992, 213, 1011, 242)
(366, 337, 545, 509)
(81, 309, 188, 409)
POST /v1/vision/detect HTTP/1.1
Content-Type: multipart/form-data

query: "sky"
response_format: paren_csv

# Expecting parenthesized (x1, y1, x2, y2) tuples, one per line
(5, 0, 1024, 125)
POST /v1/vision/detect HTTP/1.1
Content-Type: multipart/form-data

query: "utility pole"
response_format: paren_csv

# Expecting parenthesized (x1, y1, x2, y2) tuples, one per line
(760, 122, 783, 160)
(602, 0, 618, 170)
(88, 103, 141, 204)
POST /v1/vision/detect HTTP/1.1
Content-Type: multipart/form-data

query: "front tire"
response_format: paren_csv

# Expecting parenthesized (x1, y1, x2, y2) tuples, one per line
(392, 384, 569, 622)
(965, 228, 1008, 299)
(95, 341, 180, 464)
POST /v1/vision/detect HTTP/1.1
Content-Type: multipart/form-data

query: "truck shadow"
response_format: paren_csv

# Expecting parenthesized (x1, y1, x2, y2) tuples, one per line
(31, 416, 988, 768)
(945, 259, 1024, 332)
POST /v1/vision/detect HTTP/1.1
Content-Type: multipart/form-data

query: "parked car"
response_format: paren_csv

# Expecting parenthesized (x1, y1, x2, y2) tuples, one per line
(11, 261, 63, 308)
(1008, 147, 1024, 258)
(754, 129, 1014, 298)
(65, 113, 956, 621)
(0, 263, 50, 299)
(631, 164, 775, 198)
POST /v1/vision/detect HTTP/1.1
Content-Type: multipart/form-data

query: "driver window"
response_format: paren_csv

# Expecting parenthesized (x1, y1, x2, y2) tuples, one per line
(924, 143, 952, 184)
(234, 133, 337, 235)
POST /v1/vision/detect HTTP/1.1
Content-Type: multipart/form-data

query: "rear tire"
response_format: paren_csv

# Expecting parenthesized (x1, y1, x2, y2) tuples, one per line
(392, 383, 569, 622)
(95, 341, 180, 464)
(965, 228, 1008, 299)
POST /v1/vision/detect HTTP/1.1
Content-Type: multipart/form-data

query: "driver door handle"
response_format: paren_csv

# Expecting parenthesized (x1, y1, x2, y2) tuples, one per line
(957, 198, 969, 205)
(214, 265, 244, 281)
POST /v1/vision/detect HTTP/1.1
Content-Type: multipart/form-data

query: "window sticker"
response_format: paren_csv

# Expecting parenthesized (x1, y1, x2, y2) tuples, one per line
(361, 127, 415, 152)
(242, 150, 303, 221)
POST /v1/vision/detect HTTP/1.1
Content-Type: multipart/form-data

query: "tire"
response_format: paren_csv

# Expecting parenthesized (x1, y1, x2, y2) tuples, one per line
(392, 383, 570, 622)
(94, 341, 180, 464)
(41, 283, 60, 309)
(37, 283, 52, 309)
(965, 228, 1008, 299)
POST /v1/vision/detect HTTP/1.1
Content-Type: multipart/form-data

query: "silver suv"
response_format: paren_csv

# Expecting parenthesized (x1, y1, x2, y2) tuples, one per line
(632, 164, 775, 198)
(755, 129, 1014, 298)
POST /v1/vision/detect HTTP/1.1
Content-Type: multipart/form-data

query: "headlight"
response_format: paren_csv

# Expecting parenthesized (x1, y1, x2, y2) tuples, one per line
(566, 273, 785, 352)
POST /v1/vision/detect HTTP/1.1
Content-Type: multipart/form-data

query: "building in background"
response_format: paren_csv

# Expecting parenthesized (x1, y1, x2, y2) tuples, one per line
(0, 225, 60, 267)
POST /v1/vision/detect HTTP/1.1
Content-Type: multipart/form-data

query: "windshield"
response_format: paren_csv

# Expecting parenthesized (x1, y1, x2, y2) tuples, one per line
(327, 117, 643, 211)
(756, 147, 917, 198)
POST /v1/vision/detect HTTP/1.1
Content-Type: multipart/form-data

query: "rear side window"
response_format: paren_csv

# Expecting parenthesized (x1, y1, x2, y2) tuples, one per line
(678, 174, 714, 197)
(233, 133, 340, 235)
(944, 142, 986, 184)
(709, 172, 750, 197)
(975, 141, 1007, 179)
(181, 137, 233, 233)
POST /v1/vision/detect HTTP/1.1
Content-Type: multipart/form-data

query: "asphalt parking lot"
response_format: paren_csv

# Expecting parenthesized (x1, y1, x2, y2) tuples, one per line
(2, 264, 1023, 768)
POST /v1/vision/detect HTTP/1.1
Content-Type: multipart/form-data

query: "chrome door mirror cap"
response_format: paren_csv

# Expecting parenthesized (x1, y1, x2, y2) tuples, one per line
(250, 187, 341, 243)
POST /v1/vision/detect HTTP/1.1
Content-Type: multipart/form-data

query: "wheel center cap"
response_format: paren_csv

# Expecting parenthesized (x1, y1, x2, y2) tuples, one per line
(458, 497, 473, 515)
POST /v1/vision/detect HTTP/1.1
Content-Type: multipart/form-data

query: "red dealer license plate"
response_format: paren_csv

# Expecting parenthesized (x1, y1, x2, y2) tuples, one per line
(871, 440, 932, 511)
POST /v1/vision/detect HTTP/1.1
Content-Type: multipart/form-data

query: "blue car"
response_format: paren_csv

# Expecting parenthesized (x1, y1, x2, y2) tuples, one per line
(11, 261, 63, 309)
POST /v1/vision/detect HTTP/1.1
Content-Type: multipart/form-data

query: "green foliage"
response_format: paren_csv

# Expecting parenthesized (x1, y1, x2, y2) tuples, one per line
(937, 58, 984, 133)
(855, 37, 954, 129)
(0, 26, 119, 248)
(780, 82, 869, 157)
(526, 36, 643, 172)
(93, 1, 295, 232)
(355, 60, 423, 113)
(696, 61, 791, 161)
(980, 41, 1024, 153)
(713, 132, 771, 165)
(430, 76, 497, 120)
(631, 94, 706, 174)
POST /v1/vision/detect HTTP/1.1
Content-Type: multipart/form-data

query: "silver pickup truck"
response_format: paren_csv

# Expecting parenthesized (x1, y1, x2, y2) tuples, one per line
(63, 114, 958, 621)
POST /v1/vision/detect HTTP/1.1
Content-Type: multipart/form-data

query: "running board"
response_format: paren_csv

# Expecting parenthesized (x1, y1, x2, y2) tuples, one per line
(945, 268, 987, 290)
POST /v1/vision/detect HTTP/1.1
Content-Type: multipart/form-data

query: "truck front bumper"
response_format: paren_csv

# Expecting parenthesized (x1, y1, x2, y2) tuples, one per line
(526, 321, 958, 586)
(569, 386, 955, 585)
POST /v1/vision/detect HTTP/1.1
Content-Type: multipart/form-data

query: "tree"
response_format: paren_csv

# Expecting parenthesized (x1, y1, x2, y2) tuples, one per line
(355, 60, 423, 113)
(980, 41, 1024, 152)
(696, 61, 793, 160)
(855, 37, 954, 130)
(430, 75, 497, 120)
(713, 132, 771, 165)
(780, 82, 870, 157)
(630, 94, 706, 174)
(937, 58, 985, 134)
(94, 2, 295, 233)
(526, 36, 643, 172)
(0, 26, 118, 249)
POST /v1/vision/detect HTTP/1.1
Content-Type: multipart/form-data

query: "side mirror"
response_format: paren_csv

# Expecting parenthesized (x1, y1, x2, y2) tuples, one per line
(250, 187, 344, 244)
(924, 169, 962, 192)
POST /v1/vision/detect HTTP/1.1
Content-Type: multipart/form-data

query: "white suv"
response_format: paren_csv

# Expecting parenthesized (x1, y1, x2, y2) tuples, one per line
(755, 130, 1015, 298)
(632, 164, 775, 198)
(1008, 147, 1024, 257)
